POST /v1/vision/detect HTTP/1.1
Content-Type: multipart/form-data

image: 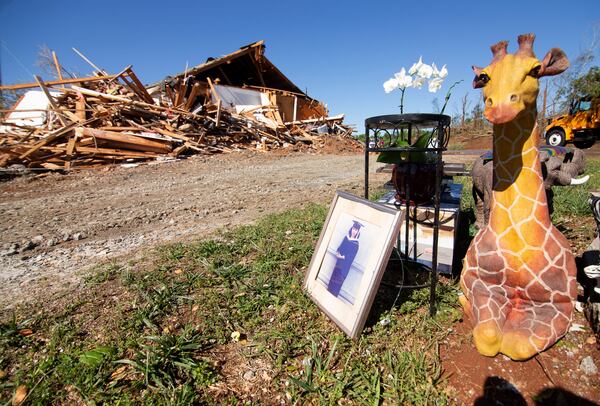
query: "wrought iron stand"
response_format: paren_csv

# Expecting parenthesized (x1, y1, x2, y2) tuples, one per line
(364, 114, 451, 316)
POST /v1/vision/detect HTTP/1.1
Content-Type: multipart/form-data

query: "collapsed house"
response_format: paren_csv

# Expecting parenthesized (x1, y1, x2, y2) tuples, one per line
(0, 41, 354, 170)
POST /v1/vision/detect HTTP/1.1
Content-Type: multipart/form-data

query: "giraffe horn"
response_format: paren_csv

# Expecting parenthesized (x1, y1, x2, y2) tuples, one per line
(516, 33, 536, 57)
(490, 40, 508, 63)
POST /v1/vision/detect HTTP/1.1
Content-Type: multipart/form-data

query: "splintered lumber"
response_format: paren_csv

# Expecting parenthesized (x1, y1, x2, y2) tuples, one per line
(72, 47, 108, 75)
(0, 75, 117, 90)
(41, 145, 158, 158)
(1, 44, 356, 170)
(184, 82, 201, 111)
(75, 95, 86, 121)
(66, 86, 202, 119)
(114, 66, 155, 104)
(64, 134, 77, 169)
(52, 51, 64, 83)
(19, 122, 79, 159)
(216, 99, 222, 127)
(74, 128, 172, 153)
(34, 75, 69, 126)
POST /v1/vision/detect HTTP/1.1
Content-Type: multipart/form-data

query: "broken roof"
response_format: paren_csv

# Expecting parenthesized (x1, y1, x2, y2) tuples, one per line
(155, 41, 305, 95)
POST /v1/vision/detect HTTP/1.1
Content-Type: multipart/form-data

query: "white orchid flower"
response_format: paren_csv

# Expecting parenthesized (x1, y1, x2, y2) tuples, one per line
(408, 57, 423, 75)
(412, 75, 426, 89)
(438, 64, 448, 79)
(428, 77, 444, 93)
(417, 62, 434, 79)
(383, 77, 399, 93)
(394, 68, 413, 88)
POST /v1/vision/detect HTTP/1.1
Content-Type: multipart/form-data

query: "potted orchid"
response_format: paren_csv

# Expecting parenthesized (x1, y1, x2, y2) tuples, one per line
(378, 58, 460, 165)
(378, 58, 460, 203)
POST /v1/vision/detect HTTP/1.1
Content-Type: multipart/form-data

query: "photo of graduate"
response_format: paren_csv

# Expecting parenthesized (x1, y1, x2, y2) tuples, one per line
(316, 214, 378, 305)
(327, 220, 363, 297)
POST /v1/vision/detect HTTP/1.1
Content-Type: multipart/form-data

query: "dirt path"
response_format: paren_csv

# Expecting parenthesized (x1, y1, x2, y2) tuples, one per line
(1, 151, 401, 309)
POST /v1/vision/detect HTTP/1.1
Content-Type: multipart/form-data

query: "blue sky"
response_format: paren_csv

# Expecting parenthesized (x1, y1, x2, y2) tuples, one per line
(1, 0, 598, 129)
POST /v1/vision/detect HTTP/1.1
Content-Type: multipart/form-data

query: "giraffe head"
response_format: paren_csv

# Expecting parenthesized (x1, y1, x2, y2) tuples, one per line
(472, 33, 569, 124)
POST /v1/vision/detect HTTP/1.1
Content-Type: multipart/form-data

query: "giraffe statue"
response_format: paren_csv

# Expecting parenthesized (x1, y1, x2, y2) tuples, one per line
(459, 34, 576, 361)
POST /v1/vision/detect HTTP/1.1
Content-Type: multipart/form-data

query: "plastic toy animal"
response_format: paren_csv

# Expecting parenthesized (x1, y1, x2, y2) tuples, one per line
(460, 34, 577, 360)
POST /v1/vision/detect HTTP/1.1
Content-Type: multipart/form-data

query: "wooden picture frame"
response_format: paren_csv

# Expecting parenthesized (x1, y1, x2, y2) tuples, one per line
(304, 191, 404, 339)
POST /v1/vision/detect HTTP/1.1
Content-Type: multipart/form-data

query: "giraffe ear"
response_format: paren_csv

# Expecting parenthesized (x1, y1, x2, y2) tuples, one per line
(537, 48, 569, 77)
(472, 66, 488, 89)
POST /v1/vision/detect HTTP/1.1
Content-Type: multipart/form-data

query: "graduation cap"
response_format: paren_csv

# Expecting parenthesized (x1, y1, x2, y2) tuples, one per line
(352, 220, 364, 230)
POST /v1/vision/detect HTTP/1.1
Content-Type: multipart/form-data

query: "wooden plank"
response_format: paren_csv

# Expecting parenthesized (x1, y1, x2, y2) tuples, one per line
(64, 134, 77, 169)
(51, 51, 64, 83)
(174, 79, 188, 108)
(99, 126, 145, 132)
(47, 145, 159, 158)
(19, 122, 79, 159)
(125, 67, 155, 104)
(117, 66, 155, 104)
(249, 54, 266, 87)
(216, 99, 222, 127)
(34, 75, 69, 127)
(183, 82, 201, 111)
(72, 47, 108, 75)
(75, 94, 86, 121)
(65, 86, 203, 120)
(206, 77, 220, 104)
(75, 127, 172, 153)
(0, 75, 117, 90)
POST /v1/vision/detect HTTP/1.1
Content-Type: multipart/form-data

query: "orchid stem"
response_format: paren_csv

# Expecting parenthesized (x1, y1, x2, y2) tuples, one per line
(399, 88, 405, 114)
(440, 80, 463, 115)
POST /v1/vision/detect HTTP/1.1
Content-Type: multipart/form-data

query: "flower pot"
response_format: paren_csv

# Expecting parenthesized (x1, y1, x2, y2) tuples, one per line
(391, 162, 437, 205)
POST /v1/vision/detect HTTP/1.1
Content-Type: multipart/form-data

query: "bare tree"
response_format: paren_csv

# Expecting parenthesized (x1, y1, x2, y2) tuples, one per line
(35, 44, 75, 80)
(460, 93, 470, 128)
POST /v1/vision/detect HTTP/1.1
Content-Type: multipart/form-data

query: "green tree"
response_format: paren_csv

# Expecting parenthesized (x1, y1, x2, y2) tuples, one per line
(567, 66, 600, 100)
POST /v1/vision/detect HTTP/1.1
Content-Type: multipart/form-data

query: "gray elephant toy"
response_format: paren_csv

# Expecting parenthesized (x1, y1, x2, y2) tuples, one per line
(581, 191, 600, 337)
(472, 146, 589, 228)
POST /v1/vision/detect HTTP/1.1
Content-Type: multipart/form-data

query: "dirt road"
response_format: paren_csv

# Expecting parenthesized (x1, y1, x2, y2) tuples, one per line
(1, 151, 397, 309)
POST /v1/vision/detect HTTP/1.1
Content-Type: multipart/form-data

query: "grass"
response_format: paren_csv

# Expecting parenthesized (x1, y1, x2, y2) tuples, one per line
(1, 158, 596, 403)
(0, 203, 462, 404)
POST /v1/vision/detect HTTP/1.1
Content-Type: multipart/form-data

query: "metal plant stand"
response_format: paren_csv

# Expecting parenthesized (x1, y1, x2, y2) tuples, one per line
(364, 114, 451, 316)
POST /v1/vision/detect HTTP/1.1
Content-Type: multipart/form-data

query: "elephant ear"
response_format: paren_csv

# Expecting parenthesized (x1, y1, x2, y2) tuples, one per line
(537, 48, 569, 77)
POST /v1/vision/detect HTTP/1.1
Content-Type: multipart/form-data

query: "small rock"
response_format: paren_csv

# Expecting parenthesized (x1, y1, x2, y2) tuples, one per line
(31, 235, 44, 245)
(586, 336, 597, 345)
(580, 356, 598, 375)
(72, 232, 86, 241)
(62, 233, 71, 242)
(243, 370, 255, 380)
(19, 241, 35, 253)
(169, 219, 175, 225)
(46, 238, 56, 247)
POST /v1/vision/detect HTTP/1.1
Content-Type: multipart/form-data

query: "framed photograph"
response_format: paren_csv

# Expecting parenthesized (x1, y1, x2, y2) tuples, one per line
(304, 191, 404, 339)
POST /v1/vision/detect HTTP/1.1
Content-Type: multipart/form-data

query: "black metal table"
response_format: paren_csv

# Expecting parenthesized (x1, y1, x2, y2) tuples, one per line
(364, 113, 451, 315)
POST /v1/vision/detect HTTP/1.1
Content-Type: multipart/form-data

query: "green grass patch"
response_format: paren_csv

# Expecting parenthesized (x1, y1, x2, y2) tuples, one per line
(1, 203, 461, 404)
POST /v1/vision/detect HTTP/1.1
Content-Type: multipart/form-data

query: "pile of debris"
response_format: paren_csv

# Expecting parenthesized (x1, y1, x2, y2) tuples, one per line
(0, 41, 354, 170)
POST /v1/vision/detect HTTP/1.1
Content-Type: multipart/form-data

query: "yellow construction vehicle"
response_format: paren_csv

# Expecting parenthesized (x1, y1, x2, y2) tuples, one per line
(545, 97, 600, 148)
